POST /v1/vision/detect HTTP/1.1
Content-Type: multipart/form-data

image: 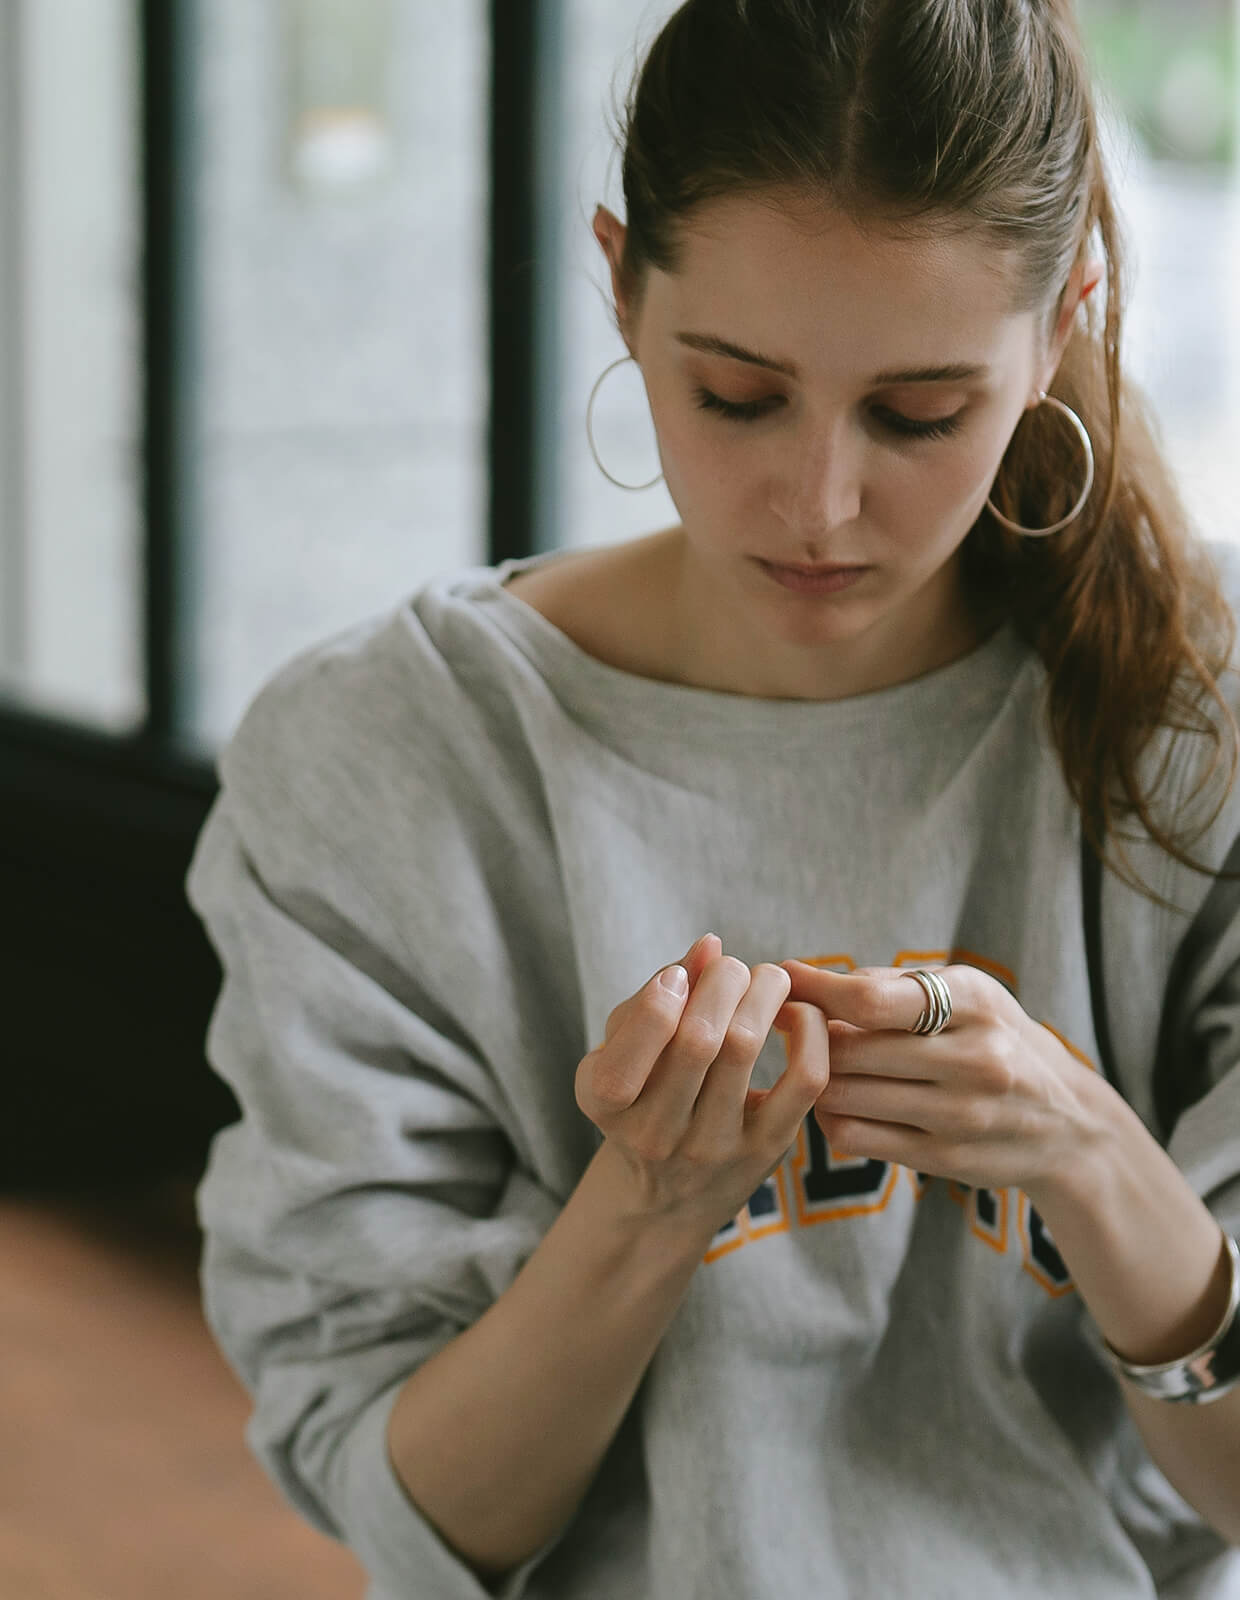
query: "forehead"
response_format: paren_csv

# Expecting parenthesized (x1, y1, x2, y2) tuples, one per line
(644, 190, 1037, 379)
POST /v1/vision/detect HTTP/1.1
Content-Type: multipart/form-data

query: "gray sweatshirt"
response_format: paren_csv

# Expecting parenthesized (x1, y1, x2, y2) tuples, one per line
(187, 542, 1240, 1599)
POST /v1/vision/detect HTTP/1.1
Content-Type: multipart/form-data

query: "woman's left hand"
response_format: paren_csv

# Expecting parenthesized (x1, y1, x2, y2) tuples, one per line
(776, 959, 1106, 1195)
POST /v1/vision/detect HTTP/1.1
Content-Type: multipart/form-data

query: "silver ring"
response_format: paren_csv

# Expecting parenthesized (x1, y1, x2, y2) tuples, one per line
(903, 969, 953, 1036)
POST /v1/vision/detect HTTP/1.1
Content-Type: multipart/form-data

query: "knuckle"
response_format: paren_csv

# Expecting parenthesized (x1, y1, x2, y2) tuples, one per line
(977, 1025, 1016, 1092)
(574, 1050, 600, 1099)
(581, 1057, 638, 1114)
(676, 1012, 725, 1064)
(669, 1133, 718, 1169)
(640, 984, 686, 1035)
(956, 1097, 993, 1138)
(722, 1016, 765, 1059)
(801, 1057, 831, 1097)
(856, 989, 891, 1029)
(793, 1034, 831, 1093)
(626, 1124, 676, 1163)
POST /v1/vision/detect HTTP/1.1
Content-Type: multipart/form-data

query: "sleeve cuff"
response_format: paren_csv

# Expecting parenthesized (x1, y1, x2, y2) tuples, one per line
(324, 1377, 570, 1599)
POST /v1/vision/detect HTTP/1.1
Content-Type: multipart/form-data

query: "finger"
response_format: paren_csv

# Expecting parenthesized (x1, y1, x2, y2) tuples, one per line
(816, 1072, 941, 1132)
(748, 1000, 832, 1149)
(815, 1112, 933, 1169)
(686, 933, 723, 985)
(578, 961, 695, 1121)
(821, 1019, 943, 1082)
(781, 960, 965, 1035)
(687, 964, 792, 1145)
(641, 953, 755, 1128)
(603, 933, 722, 1044)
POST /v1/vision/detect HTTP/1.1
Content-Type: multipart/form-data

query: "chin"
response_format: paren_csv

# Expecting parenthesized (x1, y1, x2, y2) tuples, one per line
(765, 594, 875, 644)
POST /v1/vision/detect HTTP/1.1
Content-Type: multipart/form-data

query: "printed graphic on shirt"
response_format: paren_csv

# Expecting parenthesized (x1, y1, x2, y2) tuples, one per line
(791, 1113, 901, 1225)
(703, 944, 1084, 1296)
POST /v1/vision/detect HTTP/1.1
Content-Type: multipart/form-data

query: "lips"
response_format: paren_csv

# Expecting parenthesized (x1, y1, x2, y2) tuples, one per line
(761, 560, 869, 575)
(755, 559, 871, 595)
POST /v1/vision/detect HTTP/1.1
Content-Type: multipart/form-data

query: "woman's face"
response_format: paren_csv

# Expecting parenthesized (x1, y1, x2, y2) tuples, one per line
(600, 191, 1081, 699)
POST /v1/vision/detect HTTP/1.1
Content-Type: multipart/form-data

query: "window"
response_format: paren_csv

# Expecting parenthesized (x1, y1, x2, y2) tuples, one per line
(551, 1, 680, 555)
(1081, 0, 1239, 543)
(190, 0, 488, 750)
(0, 0, 143, 731)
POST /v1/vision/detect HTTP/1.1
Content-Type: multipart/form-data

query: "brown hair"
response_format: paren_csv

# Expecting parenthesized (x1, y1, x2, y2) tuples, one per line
(614, 0, 1238, 912)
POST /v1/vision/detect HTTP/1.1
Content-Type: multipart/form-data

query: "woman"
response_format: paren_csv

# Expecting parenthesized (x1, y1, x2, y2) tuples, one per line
(189, 2, 1240, 1595)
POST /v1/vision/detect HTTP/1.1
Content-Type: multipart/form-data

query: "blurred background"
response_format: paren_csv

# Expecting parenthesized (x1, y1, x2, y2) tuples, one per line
(0, 1, 1236, 1594)
(2, 0, 1238, 751)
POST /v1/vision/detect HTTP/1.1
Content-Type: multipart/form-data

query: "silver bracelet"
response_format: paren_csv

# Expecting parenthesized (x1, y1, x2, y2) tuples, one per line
(1094, 1233, 1240, 1404)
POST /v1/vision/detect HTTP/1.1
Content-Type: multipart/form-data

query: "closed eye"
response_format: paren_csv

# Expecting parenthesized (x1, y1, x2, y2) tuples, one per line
(872, 405, 964, 441)
(693, 386, 965, 441)
(693, 387, 778, 423)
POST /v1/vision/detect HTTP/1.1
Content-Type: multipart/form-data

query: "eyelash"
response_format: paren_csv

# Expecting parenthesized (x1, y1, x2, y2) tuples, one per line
(691, 386, 965, 442)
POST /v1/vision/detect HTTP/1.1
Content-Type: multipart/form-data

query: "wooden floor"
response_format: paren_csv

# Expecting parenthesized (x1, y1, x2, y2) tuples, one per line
(1, 1173, 367, 1599)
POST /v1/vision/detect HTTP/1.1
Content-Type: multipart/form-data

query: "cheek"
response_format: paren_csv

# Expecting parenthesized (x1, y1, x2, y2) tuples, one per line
(921, 427, 1012, 519)
(951, 438, 1008, 506)
(651, 404, 750, 501)
(873, 441, 1003, 557)
(875, 444, 980, 518)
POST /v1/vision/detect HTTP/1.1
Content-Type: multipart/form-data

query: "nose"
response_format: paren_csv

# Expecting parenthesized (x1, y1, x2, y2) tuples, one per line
(770, 419, 863, 544)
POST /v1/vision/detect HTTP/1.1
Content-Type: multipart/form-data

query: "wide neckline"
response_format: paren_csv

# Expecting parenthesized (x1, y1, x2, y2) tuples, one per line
(453, 548, 1035, 748)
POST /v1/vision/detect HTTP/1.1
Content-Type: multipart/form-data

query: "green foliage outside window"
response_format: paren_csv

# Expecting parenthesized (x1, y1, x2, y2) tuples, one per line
(1079, 1, 1236, 165)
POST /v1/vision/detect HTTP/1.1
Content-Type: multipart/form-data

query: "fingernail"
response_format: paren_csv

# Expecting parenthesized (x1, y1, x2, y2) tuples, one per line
(660, 965, 689, 997)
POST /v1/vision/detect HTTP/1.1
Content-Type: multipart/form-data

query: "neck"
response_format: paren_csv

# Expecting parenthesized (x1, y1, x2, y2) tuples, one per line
(663, 529, 991, 702)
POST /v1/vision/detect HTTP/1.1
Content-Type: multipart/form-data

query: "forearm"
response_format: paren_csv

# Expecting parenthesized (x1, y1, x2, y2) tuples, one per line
(386, 1140, 715, 1582)
(1028, 1073, 1240, 1544)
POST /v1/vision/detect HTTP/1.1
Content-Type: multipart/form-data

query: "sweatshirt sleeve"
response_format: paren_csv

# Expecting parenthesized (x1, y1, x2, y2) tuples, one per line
(1158, 833, 1240, 1244)
(185, 728, 571, 1597)
(1152, 540, 1240, 1240)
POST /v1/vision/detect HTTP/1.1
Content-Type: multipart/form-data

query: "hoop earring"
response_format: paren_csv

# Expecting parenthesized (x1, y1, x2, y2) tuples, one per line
(586, 355, 664, 491)
(984, 392, 1095, 538)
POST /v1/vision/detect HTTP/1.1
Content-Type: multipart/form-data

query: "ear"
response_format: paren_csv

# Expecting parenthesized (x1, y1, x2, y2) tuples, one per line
(593, 205, 636, 352)
(1037, 256, 1104, 398)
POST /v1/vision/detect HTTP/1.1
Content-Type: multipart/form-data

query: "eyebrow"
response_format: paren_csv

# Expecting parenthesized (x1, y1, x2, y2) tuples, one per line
(673, 331, 990, 386)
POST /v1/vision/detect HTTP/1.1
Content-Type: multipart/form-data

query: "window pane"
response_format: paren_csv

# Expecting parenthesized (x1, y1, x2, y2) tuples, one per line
(555, 1, 680, 555)
(0, 0, 143, 731)
(1081, 0, 1240, 547)
(190, 0, 488, 751)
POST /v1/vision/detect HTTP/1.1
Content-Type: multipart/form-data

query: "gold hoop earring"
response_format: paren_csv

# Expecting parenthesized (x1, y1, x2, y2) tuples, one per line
(586, 355, 664, 492)
(985, 392, 1096, 538)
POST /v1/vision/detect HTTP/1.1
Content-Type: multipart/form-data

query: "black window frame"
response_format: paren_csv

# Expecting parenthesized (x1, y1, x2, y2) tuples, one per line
(0, 0, 558, 1188)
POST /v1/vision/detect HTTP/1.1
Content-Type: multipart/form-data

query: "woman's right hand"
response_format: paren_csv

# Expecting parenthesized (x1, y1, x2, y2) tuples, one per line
(575, 934, 832, 1234)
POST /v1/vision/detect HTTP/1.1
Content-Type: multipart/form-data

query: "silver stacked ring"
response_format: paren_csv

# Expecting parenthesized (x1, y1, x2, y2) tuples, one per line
(903, 968, 953, 1036)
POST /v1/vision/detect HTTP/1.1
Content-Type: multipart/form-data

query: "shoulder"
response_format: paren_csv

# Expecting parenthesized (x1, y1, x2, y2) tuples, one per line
(212, 566, 553, 873)
(500, 527, 684, 680)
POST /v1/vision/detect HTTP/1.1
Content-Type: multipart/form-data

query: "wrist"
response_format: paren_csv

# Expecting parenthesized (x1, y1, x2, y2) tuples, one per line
(1090, 1232, 1240, 1403)
(1021, 1034, 1118, 1216)
(584, 1140, 725, 1271)
(1023, 1069, 1232, 1369)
